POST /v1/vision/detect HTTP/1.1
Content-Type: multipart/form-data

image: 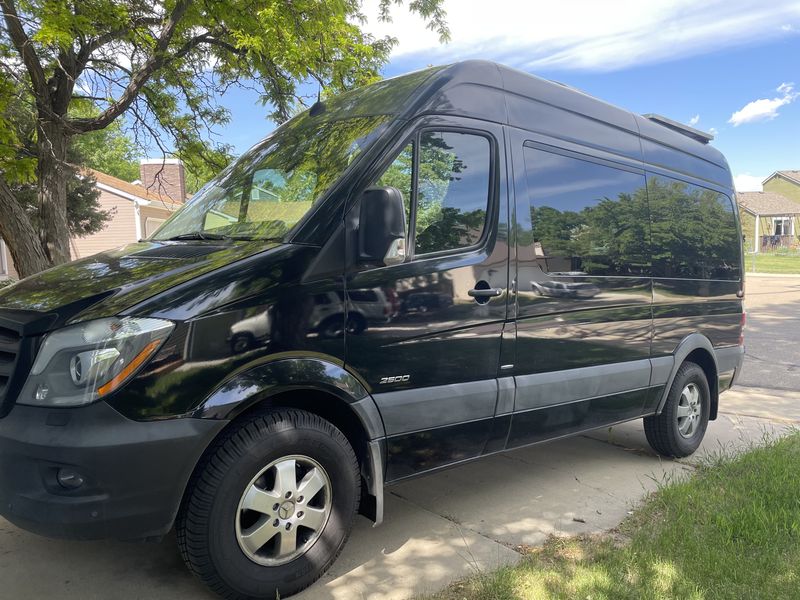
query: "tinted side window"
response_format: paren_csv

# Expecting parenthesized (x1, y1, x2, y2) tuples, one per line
(648, 176, 740, 280)
(523, 146, 650, 276)
(377, 142, 413, 226)
(348, 290, 379, 302)
(415, 132, 491, 254)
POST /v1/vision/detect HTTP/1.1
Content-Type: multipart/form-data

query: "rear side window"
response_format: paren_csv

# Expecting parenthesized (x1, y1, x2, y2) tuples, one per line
(375, 130, 492, 257)
(523, 146, 650, 276)
(648, 176, 740, 280)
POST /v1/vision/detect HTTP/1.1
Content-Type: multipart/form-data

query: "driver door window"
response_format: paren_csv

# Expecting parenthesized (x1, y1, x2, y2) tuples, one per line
(376, 130, 492, 258)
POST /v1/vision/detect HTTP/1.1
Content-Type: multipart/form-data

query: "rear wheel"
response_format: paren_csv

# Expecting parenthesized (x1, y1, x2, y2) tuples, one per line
(644, 361, 710, 458)
(177, 409, 360, 599)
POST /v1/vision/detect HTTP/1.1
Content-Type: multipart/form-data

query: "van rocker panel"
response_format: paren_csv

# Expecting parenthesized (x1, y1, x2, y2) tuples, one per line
(514, 359, 652, 412)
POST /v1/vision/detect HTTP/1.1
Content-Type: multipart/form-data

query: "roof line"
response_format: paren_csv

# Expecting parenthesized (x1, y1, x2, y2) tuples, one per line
(95, 181, 151, 205)
(763, 171, 800, 186)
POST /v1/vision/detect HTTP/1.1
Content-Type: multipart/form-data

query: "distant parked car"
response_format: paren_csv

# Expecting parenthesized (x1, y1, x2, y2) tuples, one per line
(228, 310, 272, 353)
(531, 280, 601, 299)
(401, 291, 453, 315)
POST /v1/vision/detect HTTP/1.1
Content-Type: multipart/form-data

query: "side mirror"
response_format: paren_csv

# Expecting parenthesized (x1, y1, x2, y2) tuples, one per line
(358, 186, 407, 266)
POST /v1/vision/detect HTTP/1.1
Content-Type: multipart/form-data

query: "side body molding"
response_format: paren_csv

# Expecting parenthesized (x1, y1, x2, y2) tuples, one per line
(655, 333, 719, 415)
(191, 356, 388, 525)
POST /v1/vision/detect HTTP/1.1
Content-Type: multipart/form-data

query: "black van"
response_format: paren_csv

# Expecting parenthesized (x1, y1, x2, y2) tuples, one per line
(0, 61, 744, 598)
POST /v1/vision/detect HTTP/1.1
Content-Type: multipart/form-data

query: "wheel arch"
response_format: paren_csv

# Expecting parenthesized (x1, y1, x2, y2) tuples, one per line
(186, 356, 386, 525)
(656, 334, 719, 421)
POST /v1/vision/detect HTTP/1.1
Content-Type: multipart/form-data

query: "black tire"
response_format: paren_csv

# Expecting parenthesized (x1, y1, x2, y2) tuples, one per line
(318, 315, 345, 338)
(644, 361, 710, 458)
(177, 409, 360, 599)
(346, 314, 367, 335)
(230, 333, 255, 354)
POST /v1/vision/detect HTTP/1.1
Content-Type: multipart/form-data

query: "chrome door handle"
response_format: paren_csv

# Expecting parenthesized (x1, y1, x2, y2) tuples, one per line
(468, 287, 503, 298)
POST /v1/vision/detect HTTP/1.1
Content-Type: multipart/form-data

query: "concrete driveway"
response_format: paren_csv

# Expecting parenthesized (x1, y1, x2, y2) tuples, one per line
(1, 275, 797, 600)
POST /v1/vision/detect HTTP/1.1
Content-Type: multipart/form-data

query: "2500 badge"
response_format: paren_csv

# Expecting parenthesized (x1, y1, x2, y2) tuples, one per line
(379, 375, 410, 385)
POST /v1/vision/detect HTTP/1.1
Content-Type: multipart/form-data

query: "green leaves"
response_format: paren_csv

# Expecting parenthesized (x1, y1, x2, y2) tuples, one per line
(0, 0, 448, 275)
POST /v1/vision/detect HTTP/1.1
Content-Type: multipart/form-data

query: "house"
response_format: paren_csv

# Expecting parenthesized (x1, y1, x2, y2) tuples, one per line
(737, 170, 800, 253)
(762, 170, 800, 203)
(0, 159, 186, 280)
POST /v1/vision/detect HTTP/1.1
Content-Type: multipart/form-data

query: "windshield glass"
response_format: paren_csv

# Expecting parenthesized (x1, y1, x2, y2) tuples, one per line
(151, 113, 391, 241)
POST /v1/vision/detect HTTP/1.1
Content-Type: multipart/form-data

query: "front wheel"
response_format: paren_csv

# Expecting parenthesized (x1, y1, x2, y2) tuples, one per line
(644, 361, 710, 458)
(177, 409, 360, 599)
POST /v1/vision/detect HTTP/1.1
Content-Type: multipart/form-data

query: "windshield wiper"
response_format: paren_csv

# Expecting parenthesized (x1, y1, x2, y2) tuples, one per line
(167, 231, 230, 241)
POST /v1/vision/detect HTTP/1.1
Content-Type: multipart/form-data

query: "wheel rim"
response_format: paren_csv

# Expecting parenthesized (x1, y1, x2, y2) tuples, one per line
(235, 455, 332, 566)
(677, 383, 702, 438)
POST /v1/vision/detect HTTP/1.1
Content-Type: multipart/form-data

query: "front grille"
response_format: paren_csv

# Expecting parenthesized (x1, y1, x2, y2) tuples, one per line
(0, 309, 54, 418)
(0, 324, 21, 404)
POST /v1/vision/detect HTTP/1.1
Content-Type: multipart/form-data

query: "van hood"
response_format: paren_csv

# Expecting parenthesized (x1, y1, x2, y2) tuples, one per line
(0, 240, 280, 325)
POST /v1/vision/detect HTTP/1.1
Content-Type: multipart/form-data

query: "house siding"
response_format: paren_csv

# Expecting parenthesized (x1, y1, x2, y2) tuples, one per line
(764, 177, 800, 203)
(70, 189, 138, 260)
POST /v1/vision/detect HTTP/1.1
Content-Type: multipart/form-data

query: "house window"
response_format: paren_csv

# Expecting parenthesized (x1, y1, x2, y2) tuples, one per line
(145, 218, 167, 238)
(0, 239, 7, 276)
(773, 217, 793, 236)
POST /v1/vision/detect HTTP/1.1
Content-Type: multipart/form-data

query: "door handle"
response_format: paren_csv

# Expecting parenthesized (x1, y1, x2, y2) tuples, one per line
(468, 287, 503, 298)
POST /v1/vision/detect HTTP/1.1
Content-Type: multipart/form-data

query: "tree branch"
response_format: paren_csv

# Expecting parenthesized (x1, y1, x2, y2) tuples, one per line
(68, 0, 193, 133)
(0, 0, 49, 105)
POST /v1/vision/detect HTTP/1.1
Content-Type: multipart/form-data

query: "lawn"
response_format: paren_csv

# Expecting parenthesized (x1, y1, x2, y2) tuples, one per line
(745, 253, 800, 274)
(429, 432, 800, 600)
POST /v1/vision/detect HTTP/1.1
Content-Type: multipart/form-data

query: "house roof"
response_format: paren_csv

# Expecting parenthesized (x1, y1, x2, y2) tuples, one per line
(82, 168, 184, 207)
(763, 170, 800, 186)
(737, 191, 800, 216)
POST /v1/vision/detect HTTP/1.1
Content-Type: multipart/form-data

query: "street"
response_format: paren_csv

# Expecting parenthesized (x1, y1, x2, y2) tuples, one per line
(0, 275, 797, 600)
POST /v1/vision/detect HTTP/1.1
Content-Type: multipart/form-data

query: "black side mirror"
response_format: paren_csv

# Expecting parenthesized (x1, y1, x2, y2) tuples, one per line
(358, 186, 407, 266)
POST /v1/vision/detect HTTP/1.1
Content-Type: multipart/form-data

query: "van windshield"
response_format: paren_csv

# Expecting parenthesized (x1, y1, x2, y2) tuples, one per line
(151, 113, 391, 242)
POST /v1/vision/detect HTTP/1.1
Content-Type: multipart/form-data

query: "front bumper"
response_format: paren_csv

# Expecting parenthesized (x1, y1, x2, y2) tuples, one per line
(0, 401, 226, 541)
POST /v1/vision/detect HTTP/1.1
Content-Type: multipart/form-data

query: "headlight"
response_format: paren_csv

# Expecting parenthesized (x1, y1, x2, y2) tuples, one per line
(19, 317, 174, 407)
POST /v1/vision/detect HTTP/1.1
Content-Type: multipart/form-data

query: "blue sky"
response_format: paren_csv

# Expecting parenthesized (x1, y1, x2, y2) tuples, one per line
(214, 0, 800, 192)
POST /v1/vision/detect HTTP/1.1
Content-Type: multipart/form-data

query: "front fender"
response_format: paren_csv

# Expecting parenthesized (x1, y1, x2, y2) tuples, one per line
(190, 355, 387, 525)
(191, 355, 386, 440)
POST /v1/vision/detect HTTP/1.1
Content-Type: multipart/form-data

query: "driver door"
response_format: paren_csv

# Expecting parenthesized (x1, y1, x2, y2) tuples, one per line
(344, 117, 511, 481)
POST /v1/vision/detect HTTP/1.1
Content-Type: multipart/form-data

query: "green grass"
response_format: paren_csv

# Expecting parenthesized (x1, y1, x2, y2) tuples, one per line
(745, 253, 800, 274)
(430, 432, 800, 600)
(0, 279, 14, 289)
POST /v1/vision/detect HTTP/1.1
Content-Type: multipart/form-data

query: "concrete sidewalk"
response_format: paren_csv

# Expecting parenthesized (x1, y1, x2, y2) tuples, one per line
(0, 385, 793, 600)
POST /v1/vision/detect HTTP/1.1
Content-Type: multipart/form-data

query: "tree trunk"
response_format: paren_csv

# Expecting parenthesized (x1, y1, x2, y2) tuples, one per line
(36, 119, 71, 266)
(0, 178, 50, 278)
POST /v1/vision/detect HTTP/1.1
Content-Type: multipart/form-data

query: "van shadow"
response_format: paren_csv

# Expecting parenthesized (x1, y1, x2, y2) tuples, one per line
(0, 428, 695, 600)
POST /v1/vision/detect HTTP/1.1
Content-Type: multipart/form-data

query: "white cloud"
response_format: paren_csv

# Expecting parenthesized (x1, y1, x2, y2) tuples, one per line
(734, 174, 766, 192)
(781, 23, 796, 31)
(365, 0, 800, 71)
(689, 114, 700, 126)
(728, 82, 799, 126)
(709, 127, 719, 136)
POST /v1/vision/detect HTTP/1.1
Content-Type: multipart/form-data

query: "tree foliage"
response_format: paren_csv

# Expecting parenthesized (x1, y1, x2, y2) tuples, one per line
(0, 0, 449, 277)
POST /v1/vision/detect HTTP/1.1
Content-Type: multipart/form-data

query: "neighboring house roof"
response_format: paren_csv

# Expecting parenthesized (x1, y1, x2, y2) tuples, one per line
(763, 170, 800, 186)
(82, 168, 184, 207)
(737, 191, 800, 216)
